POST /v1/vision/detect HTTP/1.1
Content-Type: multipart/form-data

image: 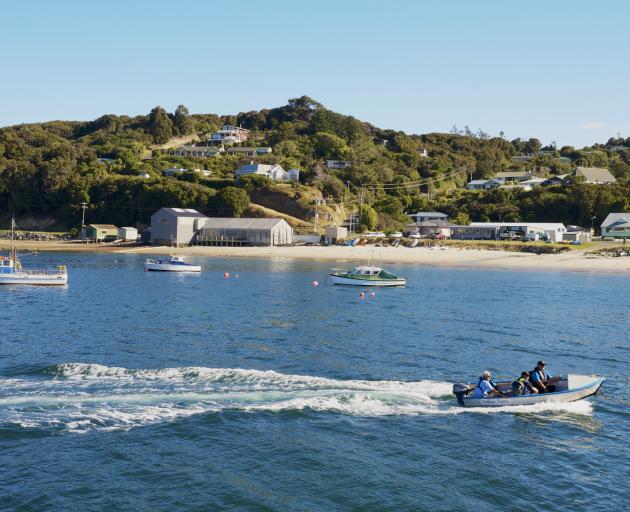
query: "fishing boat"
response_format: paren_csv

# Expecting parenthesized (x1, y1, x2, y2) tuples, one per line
(144, 255, 201, 272)
(329, 265, 406, 286)
(0, 219, 68, 285)
(452, 374, 604, 407)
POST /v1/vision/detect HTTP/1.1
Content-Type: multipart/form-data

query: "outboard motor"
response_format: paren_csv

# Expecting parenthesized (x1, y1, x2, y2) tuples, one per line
(452, 383, 470, 406)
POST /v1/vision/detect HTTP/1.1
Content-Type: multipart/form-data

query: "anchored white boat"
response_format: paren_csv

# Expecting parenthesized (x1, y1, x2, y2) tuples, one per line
(144, 255, 201, 272)
(452, 374, 604, 407)
(329, 266, 406, 286)
(0, 220, 68, 285)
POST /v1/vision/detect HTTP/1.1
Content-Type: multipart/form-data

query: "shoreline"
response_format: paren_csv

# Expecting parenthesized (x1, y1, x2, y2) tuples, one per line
(2, 240, 629, 274)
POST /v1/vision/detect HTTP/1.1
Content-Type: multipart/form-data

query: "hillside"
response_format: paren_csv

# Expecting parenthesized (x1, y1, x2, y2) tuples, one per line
(1, 96, 629, 232)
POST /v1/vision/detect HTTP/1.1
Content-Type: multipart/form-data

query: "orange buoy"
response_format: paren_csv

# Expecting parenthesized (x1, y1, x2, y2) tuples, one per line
(224, 272, 230, 279)
(359, 292, 365, 299)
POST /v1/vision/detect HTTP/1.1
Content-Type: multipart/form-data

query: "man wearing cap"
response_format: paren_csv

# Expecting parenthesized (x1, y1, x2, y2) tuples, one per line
(530, 361, 558, 393)
(471, 370, 504, 399)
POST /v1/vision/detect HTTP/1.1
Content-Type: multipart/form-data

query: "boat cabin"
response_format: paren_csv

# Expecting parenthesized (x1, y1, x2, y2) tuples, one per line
(0, 256, 16, 273)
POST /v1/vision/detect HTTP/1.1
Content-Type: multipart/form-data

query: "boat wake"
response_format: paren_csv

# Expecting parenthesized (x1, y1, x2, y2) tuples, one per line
(0, 363, 593, 433)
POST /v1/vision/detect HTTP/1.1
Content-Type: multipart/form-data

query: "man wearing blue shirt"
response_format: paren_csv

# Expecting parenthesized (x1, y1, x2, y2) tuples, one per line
(530, 361, 558, 393)
(472, 371, 503, 399)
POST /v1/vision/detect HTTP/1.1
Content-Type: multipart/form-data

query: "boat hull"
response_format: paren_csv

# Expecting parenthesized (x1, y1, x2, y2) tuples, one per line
(459, 376, 604, 407)
(0, 273, 68, 285)
(145, 263, 201, 272)
(329, 274, 406, 286)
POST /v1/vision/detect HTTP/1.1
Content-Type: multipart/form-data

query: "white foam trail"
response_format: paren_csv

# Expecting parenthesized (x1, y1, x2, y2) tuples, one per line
(0, 363, 594, 433)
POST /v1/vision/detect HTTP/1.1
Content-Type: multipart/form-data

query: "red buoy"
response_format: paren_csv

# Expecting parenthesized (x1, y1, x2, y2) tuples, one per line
(224, 272, 230, 279)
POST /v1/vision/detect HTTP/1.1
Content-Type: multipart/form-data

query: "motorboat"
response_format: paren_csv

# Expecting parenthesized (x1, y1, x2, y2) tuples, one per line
(0, 219, 68, 285)
(329, 265, 406, 286)
(144, 255, 201, 272)
(452, 374, 604, 407)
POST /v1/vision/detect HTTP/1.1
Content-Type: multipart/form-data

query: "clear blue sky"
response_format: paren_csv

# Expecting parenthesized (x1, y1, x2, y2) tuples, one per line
(1, 0, 628, 147)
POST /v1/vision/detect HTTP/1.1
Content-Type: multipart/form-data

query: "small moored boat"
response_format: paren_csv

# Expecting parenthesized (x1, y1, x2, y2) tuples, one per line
(329, 265, 406, 286)
(0, 219, 68, 286)
(452, 374, 604, 407)
(144, 255, 201, 272)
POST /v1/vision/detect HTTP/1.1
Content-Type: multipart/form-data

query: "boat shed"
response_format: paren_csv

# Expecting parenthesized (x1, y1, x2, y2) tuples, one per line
(117, 227, 138, 242)
(150, 208, 208, 246)
(325, 225, 348, 245)
(600, 212, 630, 239)
(197, 218, 293, 246)
(85, 224, 119, 242)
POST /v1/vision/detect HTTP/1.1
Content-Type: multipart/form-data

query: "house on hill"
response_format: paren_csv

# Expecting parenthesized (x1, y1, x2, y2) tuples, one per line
(226, 147, 272, 157)
(235, 164, 299, 182)
(574, 166, 616, 184)
(601, 213, 630, 239)
(208, 125, 250, 145)
(466, 179, 501, 190)
(170, 145, 224, 158)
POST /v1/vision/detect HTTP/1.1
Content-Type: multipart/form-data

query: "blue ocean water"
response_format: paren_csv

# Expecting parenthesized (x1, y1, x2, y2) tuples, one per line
(0, 253, 628, 511)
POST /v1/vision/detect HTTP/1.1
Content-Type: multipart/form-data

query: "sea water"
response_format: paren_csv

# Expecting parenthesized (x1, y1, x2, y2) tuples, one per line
(0, 253, 628, 511)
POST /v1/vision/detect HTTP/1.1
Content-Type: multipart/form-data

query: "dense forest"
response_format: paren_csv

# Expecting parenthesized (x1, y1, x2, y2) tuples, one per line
(1, 96, 629, 233)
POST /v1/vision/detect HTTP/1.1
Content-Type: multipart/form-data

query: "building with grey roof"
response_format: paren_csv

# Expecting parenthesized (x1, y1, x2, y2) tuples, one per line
(150, 208, 208, 245)
(601, 213, 630, 238)
(198, 218, 293, 246)
(574, 167, 617, 184)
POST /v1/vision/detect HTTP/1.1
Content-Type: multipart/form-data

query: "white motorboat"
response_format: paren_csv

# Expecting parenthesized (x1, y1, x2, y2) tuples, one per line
(452, 374, 604, 407)
(0, 219, 68, 286)
(144, 255, 201, 272)
(329, 266, 406, 286)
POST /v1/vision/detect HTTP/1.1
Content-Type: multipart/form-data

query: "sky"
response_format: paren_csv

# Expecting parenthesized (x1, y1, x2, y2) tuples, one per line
(1, 0, 629, 147)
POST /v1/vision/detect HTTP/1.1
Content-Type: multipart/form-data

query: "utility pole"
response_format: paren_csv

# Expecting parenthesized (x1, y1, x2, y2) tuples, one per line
(314, 201, 319, 234)
(80, 202, 88, 228)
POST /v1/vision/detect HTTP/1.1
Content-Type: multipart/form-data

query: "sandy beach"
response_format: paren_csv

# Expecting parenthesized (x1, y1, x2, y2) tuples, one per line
(2, 240, 629, 274)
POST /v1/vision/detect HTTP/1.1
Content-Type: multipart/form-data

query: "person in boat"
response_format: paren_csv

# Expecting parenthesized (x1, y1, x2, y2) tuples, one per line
(471, 371, 505, 399)
(530, 361, 558, 393)
(511, 371, 538, 396)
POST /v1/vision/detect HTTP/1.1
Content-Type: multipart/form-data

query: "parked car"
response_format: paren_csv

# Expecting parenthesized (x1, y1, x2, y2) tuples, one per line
(389, 232, 403, 238)
(408, 234, 422, 239)
(569, 240, 582, 245)
(430, 233, 446, 240)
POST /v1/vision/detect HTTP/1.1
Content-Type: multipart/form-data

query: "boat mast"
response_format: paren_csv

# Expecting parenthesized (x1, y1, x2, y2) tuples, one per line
(10, 215, 16, 261)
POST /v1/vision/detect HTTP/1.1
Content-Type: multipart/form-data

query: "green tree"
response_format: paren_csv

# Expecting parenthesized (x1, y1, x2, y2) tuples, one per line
(359, 205, 378, 230)
(173, 105, 193, 135)
(215, 186, 250, 217)
(147, 106, 173, 143)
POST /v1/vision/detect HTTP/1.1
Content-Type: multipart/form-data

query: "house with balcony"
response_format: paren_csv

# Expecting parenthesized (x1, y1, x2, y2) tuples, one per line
(208, 125, 250, 145)
(601, 213, 630, 239)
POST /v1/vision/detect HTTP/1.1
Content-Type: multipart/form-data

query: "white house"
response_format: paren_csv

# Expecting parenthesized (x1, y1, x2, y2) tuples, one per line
(466, 179, 501, 190)
(197, 218, 294, 246)
(150, 208, 208, 245)
(326, 160, 352, 169)
(419, 148, 428, 158)
(235, 164, 299, 182)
